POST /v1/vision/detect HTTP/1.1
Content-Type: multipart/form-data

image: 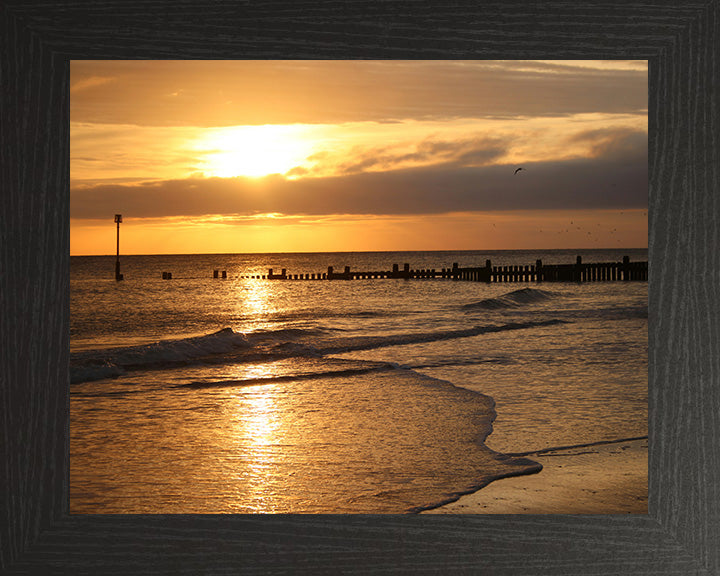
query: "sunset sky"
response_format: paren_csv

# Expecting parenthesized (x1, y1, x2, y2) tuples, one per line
(70, 60, 648, 255)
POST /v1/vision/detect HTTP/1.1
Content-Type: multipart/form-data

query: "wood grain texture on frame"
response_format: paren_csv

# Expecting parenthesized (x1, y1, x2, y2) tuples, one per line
(1, 1, 718, 574)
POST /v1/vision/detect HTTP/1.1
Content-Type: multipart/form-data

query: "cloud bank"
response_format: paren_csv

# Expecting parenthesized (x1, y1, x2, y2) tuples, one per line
(71, 60, 648, 127)
(71, 144, 647, 220)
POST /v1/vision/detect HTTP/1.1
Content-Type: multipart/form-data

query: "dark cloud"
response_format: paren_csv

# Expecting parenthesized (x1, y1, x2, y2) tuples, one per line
(71, 133, 647, 220)
(568, 127, 647, 159)
(335, 135, 510, 175)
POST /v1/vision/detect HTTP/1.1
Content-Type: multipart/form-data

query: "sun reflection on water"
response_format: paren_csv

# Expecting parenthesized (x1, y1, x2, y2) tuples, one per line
(231, 376, 284, 512)
(234, 277, 280, 332)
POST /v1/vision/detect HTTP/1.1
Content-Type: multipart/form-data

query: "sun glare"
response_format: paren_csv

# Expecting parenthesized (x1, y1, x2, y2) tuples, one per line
(196, 125, 313, 178)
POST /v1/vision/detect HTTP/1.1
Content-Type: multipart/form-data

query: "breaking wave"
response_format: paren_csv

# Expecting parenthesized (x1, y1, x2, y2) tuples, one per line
(70, 319, 566, 384)
(462, 287, 555, 310)
(70, 328, 251, 383)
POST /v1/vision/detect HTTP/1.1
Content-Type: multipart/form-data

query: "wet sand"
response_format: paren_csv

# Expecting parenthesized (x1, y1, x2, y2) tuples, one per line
(423, 438, 648, 514)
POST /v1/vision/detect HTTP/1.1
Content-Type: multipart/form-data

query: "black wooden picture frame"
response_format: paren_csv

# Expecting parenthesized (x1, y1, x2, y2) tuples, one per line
(1, 2, 718, 574)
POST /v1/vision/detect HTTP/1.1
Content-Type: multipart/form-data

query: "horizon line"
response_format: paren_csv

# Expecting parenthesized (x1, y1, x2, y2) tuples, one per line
(70, 247, 650, 257)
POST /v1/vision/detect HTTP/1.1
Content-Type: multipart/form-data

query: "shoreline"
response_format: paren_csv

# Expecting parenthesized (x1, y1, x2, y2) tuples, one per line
(422, 437, 648, 514)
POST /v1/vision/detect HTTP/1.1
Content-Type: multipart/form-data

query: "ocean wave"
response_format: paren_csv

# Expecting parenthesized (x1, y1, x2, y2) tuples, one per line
(70, 361, 127, 384)
(406, 357, 512, 370)
(317, 319, 566, 355)
(264, 309, 390, 323)
(245, 327, 326, 340)
(178, 362, 399, 389)
(70, 328, 251, 383)
(582, 305, 648, 320)
(462, 287, 555, 310)
(70, 320, 566, 384)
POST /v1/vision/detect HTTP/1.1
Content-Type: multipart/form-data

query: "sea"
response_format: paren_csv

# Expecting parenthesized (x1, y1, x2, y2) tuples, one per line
(70, 249, 648, 514)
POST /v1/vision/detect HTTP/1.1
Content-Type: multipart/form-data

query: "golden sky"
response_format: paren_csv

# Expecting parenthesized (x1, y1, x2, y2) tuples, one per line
(70, 60, 648, 255)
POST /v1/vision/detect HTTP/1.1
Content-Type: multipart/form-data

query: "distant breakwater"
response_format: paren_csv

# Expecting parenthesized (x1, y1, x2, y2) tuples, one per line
(158, 256, 648, 283)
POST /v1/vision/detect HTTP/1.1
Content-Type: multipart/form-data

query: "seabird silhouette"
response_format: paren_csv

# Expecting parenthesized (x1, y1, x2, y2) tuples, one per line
(514, 167, 523, 175)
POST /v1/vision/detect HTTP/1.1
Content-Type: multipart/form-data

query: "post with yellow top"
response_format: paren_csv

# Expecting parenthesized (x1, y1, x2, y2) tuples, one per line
(114, 214, 124, 281)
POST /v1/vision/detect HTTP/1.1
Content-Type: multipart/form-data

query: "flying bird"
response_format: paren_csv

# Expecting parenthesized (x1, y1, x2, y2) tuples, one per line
(514, 167, 523, 175)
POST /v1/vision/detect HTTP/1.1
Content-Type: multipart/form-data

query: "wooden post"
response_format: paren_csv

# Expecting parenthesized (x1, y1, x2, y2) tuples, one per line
(623, 256, 630, 281)
(222, 270, 227, 279)
(575, 255, 582, 282)
(114, 214, 124, 281)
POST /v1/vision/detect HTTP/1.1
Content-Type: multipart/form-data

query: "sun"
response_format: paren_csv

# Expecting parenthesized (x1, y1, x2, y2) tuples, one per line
(196, 125, 314, 179)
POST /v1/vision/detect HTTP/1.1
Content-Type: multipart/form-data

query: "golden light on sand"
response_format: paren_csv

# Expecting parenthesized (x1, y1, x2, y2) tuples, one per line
(195, 125, 314, 178)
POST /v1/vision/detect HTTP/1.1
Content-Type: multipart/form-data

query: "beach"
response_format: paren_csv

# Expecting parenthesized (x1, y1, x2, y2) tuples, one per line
(70, 249, 648, 514)
(424, 438, 648, 514)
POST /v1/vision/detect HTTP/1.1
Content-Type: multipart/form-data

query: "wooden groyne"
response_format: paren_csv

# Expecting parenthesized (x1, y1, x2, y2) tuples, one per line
(260, 256, 648, 283)
(158, 256, 647, 283)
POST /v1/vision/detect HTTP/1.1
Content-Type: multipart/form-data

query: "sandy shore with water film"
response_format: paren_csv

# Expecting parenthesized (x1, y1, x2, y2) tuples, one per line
(423, 437, 648, 514)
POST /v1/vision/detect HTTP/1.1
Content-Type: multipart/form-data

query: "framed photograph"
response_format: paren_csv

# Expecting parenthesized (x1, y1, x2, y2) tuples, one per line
(69, 59, 649, 518)
(2, 2, 717, 574)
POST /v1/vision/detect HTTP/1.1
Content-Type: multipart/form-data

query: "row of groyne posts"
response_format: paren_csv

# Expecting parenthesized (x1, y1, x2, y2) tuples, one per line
(161, 270, 227, 280)
(266, 256, 647, 282)
(161, 256, 647, 282)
